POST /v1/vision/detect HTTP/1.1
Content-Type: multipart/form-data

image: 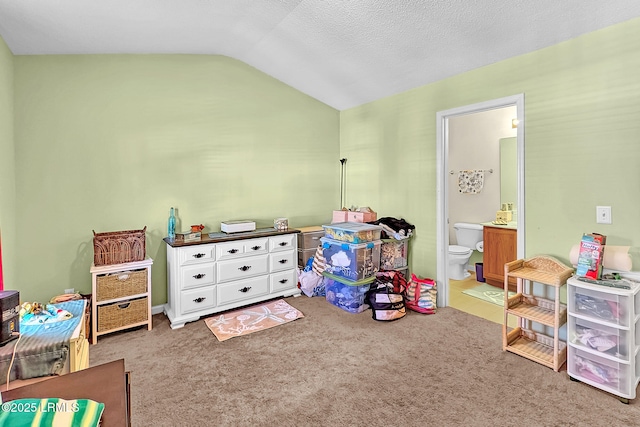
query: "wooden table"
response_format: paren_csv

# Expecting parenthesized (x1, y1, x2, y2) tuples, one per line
(1, 359, 131, 426)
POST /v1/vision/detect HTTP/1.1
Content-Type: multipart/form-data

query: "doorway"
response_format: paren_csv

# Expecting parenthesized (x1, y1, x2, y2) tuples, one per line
(435, 94, 525, 309)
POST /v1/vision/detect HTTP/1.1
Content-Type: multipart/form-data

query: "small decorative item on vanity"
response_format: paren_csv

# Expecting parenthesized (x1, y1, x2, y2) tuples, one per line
(274, 218, 289, 231)
(191, 224, 205, 233)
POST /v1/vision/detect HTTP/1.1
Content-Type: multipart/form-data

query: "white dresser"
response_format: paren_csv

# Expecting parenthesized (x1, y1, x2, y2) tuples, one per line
(164, 228, 300, 329)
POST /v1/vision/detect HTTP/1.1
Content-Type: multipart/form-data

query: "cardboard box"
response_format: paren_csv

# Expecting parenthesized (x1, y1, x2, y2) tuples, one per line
(175, 231, 202, 243)
(576, 233, 607, 279)
(332, 209, 377, 224)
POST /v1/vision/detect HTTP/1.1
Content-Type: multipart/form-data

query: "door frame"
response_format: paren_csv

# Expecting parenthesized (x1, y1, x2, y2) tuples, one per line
(435, 94, 525, 307)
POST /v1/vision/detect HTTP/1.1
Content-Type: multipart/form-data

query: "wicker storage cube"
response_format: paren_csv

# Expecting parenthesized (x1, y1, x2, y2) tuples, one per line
(97, 297, 148, 332)
(93, 227, 146, 266)
(96, 268, 148, 302)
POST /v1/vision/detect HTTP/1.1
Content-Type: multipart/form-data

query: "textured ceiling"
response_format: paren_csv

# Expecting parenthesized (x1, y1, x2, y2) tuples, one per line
(1, 0, 639, 110)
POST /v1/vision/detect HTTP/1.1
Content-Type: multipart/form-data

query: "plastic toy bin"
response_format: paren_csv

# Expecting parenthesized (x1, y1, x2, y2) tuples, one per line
(323, 272, 374, 313)
(321, 237, 381, 281)
(322, 222, 382, 244)
(380, 239, 408, 270)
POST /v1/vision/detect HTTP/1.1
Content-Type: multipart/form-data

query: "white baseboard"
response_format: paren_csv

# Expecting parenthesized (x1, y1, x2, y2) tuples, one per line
(151, 304, 165, 315)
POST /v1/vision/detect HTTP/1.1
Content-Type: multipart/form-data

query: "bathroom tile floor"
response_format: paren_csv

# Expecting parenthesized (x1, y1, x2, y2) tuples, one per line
(448, 272, 516, 327)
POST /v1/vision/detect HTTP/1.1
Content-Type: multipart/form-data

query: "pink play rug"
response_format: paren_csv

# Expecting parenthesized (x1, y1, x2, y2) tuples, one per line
(204, 299, 304, 342)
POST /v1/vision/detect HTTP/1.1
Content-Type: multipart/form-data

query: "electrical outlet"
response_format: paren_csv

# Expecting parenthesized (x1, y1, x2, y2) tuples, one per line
(596, 206, 612, 224)
(64, 288, 75, 294)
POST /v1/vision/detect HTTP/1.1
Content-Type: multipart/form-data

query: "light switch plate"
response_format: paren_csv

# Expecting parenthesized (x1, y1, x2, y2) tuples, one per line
(596, 206, 612, 224)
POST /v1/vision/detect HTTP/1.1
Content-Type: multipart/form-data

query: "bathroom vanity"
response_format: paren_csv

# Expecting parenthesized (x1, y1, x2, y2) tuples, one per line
(482, 223, 517, 290)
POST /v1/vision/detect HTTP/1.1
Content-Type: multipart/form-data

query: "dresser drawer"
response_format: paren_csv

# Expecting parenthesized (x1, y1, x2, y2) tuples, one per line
(181, 286, 216, 314)
(269, 234, 296, 252)
(270, 269, 298, 293)
(216, 240, 245, 260)
(217, 255, 269, 283)
(269, 250, 296, 273)
(244, 238, 268, 255)
(297, 230, 324, 250)
(180, 244, 215, 265)
(218, 276, 269, 306)
(181, 264, 215, 290)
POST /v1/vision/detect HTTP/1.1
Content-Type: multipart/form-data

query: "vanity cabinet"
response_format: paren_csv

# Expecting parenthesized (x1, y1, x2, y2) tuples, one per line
(483, 225, 517, 290)
(164, 229, 300, 329)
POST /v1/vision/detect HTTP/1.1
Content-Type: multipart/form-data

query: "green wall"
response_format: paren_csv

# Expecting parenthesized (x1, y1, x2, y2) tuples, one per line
(13, 54, 339, 304)
(5, 16, 640, 305)
(340, 17, 640, 279)
(0, 36, 15, 290)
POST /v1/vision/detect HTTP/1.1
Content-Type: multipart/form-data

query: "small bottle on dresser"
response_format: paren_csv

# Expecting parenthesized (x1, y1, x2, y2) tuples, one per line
(168, 207, 176, 241)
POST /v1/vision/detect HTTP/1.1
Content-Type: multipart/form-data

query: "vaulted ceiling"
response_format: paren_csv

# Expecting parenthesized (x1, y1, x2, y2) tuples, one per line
(1, 1, 639, 110)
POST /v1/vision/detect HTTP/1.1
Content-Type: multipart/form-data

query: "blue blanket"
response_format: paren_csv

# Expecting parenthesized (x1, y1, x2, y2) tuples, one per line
(0, 300, 85, 383)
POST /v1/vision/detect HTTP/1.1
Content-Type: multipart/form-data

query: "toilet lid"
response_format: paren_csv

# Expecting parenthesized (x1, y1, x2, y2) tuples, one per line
(449, 245, 472, 255)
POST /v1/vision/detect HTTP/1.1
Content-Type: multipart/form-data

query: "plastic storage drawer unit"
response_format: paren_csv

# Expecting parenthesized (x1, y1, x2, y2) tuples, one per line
(380, 239, 408, 270)
(321, 237, 381, 281)
(322, 222, 382, 244)
(323, 272, 374, 313)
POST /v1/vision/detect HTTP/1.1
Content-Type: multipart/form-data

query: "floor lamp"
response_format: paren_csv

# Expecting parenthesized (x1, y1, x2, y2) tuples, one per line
(339, 158, 347, 209)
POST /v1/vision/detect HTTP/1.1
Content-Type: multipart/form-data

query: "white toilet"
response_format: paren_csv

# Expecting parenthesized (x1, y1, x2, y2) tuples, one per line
(448, 222, 484, 280)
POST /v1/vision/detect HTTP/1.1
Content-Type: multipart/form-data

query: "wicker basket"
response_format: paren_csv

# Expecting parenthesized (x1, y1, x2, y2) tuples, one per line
(93, 227, 146, 266)
(97, 297, 148, 332)
(96, 269, 147, 302)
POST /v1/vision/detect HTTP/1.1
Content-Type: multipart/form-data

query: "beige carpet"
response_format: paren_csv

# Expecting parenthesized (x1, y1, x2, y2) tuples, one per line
(204, 299, 304, 341)
(89, 296, 640, 426)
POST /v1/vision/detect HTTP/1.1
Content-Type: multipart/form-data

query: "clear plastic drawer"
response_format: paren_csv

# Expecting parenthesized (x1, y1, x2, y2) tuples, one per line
(568, 316, 630, 361)
(568, 346, 636, 397)
(568, 285, 631, 327)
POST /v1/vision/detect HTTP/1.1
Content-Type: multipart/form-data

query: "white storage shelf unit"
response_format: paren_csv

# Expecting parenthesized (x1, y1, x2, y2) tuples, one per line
(567, 276, 640, 403)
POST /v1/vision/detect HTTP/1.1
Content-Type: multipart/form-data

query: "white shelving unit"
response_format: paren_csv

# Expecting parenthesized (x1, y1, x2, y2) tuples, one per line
(566, 276, 640, 403)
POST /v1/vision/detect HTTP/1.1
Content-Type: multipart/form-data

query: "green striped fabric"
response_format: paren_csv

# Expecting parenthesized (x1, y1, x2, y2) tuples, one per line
(0, 398, 104, 426)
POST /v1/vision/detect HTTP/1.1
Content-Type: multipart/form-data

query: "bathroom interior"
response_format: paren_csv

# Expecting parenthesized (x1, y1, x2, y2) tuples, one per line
(447, 105, 518, 324)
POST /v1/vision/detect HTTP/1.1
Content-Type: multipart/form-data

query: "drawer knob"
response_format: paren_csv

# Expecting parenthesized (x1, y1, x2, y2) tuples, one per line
(193, 297, 206, 303)
(251, 245, 262, 251)
(239, 286, 252, 293)
(228, 249, 239, 254)
(193, 253, 205, 259)
(279, 242, 287, 247)
(279, 279, 288, 284)
(278, 259, 288, 264)
(193, 273, 206, 279)
(238, 265, 252, 272)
